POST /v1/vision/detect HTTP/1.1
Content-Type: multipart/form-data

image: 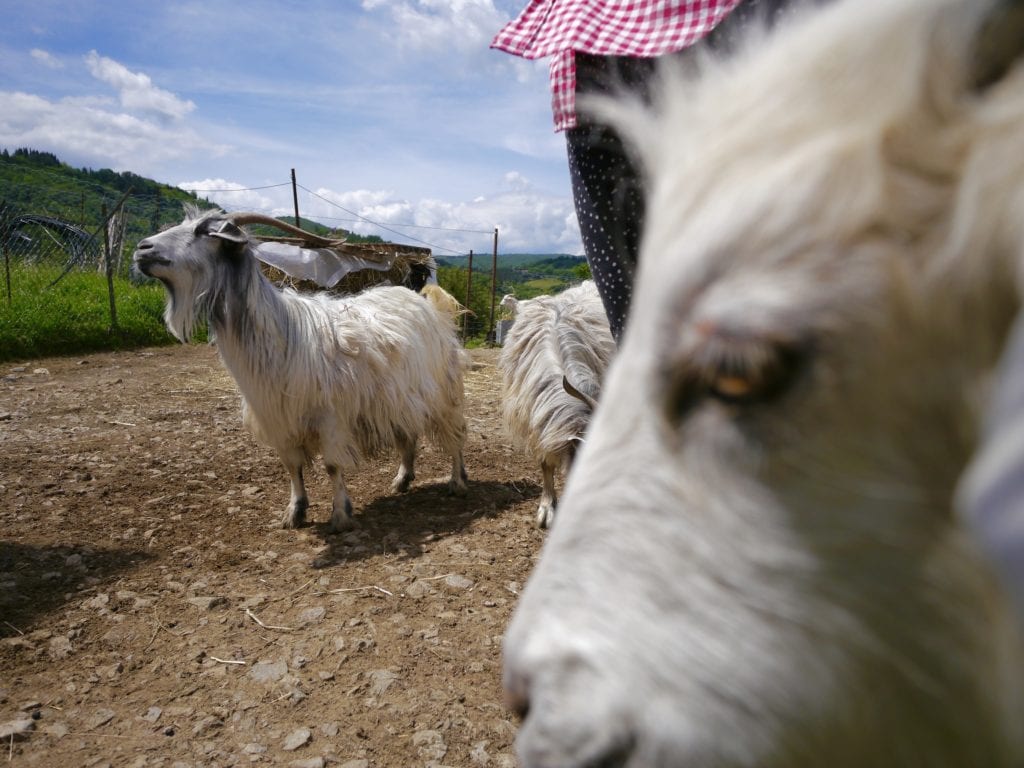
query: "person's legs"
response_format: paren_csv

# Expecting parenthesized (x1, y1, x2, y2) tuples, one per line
(565, 121, 642, 343)
(566, 54, 655, 343)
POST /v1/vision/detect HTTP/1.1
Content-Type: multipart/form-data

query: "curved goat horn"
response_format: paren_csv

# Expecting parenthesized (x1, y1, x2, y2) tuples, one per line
(562, 375, 598, 412)
(226, 211, 348, 248)
(972, 0, 1024, 89)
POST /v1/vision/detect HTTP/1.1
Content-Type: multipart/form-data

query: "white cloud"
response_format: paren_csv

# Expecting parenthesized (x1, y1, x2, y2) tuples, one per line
(84, 50, 195, 121)
(304, 183, 580, 255)
(30, 49, 63, 70)
(0, 89, 223, 174)
(503, 171, 531, 193)
(174, 179, 281, 214)
(360, 0, 507, 55)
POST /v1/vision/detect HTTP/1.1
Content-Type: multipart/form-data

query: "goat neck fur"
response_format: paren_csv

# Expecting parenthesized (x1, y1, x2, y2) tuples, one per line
(503, 0, 1024, 767)
(134, 208, 468, 531)
(499, 280, 615, 528)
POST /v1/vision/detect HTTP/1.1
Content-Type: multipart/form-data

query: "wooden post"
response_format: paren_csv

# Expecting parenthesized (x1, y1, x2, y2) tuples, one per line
(103, 203, 118, 332)
(291, 168, 301, 228)
(487, 227, 498, 345)
(463, 250, 474, 341)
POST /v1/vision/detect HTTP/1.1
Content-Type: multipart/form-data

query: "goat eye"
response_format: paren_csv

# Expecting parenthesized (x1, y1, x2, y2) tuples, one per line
(663, 335, 805, 424)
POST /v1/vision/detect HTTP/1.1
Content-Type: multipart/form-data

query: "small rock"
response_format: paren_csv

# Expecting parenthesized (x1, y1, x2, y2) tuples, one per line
(249, 660, 288, 684)
(470, 741, 491, 766)
(32, 368, 49, 375)
(338, 762, 369, 768)
(444, 574, 474, 590)
(86, 708, 116, 730)
(288, 759, 324, 768)
(282, 727, 312, 751)
(242, 743, 266, 754)
(413, 730, 447, 762)
(192, 716, 222, 736)
(404, 580, 434, 598)
(298, 606, 325, 625)
(141, 706, 162, 723)
(48, 636, 73, 660)
(368, 669, 399, 696)
(85, 593, 110, 610)
(319, 722, 340, 738)
(186, 596, 228, 611)
(0, 719, 35, 741)
(42, 722, 68, 739)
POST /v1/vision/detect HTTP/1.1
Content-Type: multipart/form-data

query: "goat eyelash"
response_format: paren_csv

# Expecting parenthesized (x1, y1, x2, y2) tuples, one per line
(661, 331, 807, 424)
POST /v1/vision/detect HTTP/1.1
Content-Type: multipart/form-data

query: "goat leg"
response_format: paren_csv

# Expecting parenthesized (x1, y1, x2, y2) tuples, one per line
(536, 457, 558, 529)
(326, 464, 355, 531)
(281, 454, 308, 528)
(391, 433, 417, 493)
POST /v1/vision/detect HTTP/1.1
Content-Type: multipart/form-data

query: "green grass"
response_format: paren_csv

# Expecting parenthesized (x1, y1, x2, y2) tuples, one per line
(0, 261, 185, 362)
(520, 277, 565, 296)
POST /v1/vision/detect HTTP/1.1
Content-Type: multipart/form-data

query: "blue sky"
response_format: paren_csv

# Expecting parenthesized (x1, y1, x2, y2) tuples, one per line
(0, 0, 581, 256)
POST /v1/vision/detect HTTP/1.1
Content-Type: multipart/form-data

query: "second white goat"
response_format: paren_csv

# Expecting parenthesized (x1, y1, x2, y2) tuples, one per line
(499, 280, 615, 528)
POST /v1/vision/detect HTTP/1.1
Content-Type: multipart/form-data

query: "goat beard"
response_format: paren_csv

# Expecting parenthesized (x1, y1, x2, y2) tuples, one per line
(162, 279, 213, 344)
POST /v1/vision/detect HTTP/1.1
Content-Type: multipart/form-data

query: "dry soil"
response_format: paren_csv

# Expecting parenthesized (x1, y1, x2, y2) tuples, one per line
(1, 344, 547, 768)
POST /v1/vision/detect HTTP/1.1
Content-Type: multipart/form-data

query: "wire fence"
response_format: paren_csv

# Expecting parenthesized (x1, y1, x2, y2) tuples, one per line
(2, 167, 510, 342)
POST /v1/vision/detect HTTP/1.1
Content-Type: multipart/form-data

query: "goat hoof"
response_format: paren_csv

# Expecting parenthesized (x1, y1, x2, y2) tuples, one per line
(282, 499, 308, 529)
(448, 478, 468, 497)
(391, 474, 414, 493)
(329, 498, 355, 532)
(536, 504, 555, 530)
(329, 514, 356, 532)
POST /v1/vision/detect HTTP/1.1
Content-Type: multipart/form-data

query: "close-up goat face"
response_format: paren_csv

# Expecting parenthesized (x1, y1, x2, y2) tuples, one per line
(134, 211, 248, 342)
(503, 0, 1024, 766)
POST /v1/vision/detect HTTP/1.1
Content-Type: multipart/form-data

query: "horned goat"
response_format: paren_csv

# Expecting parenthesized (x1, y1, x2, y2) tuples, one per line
(499, 280, 615, 528)
(502, 0, 1024, 766)
(133, 208, 468, 532)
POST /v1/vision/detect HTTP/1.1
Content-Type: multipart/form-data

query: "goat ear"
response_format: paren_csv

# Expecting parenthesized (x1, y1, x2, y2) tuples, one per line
(972, 0, 1024, 90)
(208, 220, 248, 244)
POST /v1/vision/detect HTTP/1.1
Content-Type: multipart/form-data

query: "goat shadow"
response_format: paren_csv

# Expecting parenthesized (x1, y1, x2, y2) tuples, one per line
(0, 542, 153, 641)
(306, 478, 541, 568)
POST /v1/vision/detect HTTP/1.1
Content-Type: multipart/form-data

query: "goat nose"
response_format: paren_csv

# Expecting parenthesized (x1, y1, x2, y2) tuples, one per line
(504, 651, 636, 768)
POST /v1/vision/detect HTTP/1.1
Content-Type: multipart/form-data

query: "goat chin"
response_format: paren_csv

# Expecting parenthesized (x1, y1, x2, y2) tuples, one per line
(135, 208, 468, 531)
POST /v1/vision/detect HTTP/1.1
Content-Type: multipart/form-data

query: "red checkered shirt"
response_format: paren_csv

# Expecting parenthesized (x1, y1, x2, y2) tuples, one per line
(492, 0, 743, 131)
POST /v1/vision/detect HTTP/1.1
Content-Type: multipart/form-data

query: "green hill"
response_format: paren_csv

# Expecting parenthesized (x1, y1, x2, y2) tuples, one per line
(0, 148, 382, 266)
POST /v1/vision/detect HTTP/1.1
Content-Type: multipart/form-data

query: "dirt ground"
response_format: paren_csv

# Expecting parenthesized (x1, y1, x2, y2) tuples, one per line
(1, 344, 547, 767)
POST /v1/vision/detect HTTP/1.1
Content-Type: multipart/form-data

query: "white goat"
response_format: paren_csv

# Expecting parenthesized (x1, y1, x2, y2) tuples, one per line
(503, 0, 1024, 766)
(499, 280, 615, 528)
(134, 208, 468, 532)
(499, 293, 519, 318)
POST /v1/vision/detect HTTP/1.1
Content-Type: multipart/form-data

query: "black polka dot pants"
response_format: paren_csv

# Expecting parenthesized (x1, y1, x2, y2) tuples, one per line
(566, 119, 644, 344)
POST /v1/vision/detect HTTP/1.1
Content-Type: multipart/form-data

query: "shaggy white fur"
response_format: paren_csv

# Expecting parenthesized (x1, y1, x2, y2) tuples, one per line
(503, 0, 1024, 766)
(134, 209, 468, 531)
(499, 280, 615, 528)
